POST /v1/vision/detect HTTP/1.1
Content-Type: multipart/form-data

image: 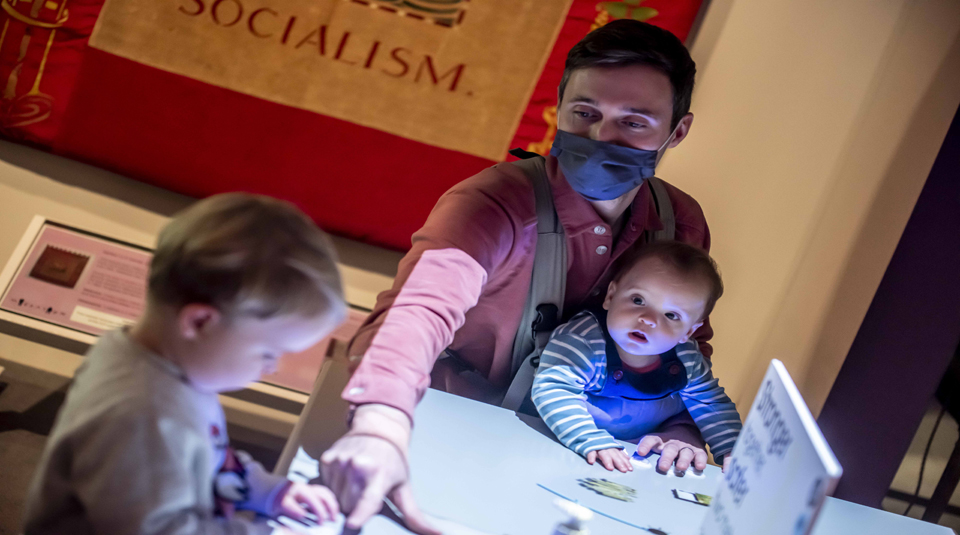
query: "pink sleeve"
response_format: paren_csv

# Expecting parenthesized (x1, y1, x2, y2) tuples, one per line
(342, 248, 487, 417)
(343, 165, 530, 419)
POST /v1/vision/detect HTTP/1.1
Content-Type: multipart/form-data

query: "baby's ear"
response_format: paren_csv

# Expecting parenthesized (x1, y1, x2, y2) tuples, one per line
(680, 321, 704, 343)
(602, 281, 617, 310)
(178, 304, 222, 340)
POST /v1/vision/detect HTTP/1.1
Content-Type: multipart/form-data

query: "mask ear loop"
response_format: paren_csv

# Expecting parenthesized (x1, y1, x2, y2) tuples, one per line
(654, 122, 682, 167)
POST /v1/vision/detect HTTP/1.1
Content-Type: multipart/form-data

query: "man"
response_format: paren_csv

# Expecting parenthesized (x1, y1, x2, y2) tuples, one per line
(322, 20, 713, 533)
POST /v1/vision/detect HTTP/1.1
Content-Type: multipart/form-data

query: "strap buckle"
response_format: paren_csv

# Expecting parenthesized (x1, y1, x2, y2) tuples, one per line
(532, 304, 559, 334)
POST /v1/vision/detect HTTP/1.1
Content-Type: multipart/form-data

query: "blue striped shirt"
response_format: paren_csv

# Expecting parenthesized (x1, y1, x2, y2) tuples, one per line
(531, 311, 742, 462)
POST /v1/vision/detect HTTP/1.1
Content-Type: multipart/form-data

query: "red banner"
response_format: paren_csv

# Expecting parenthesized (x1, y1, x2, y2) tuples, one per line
(0, 0, 703, 251)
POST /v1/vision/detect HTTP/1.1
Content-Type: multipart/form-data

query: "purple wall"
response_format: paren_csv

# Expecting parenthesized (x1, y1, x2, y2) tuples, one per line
(818, 106, 960, 506)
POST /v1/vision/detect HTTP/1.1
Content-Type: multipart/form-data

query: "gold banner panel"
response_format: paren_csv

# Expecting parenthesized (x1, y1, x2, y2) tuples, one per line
(89, 0, 573, 160)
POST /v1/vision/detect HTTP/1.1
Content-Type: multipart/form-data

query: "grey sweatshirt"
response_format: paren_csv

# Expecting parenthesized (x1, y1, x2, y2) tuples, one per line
(23, 329, 286, 535)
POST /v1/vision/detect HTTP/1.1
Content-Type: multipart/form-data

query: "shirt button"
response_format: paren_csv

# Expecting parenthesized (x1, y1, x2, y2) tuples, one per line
(596, 245, 608, 255)
(594, 225, 606, 235)
(347, 387, 366, 396)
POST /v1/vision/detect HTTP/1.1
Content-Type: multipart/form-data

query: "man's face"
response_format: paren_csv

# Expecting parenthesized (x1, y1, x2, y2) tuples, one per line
(557, 65, 691, 152)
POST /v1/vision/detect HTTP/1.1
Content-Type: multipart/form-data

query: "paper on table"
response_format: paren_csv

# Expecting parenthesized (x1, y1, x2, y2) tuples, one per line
(271, 514, 344, 535)
(284, 447, 498, 535)
(536, 453, 721, 535)
(288, 447, 322, 484)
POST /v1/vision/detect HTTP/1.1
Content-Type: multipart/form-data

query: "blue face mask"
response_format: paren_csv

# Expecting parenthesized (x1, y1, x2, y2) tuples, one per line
(550, 128, 677, 202)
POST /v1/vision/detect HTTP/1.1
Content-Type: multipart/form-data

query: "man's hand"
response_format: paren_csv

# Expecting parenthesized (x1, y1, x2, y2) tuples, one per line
(277, 482, 339, 523)
(320, 404, 440, 535)
(636, 435, 708, 473)
(586, 447, 633, 473)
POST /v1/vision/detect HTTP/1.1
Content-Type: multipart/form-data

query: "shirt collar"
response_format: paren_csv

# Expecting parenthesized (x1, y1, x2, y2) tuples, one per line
(119, 327, 191, 384)
(545, 154, 664, 239)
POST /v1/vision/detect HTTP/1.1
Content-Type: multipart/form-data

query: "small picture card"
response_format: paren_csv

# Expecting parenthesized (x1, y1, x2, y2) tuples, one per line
(577, 477, 638, 503)
(673, 489, 712, 506)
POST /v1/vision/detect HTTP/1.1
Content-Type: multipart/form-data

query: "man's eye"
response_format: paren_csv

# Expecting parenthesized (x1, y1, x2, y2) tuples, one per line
(632, 297, 644, 305)
(665, 312, 680, 321)
(626, 121, 645, 129)
(575, 111, 592, 118)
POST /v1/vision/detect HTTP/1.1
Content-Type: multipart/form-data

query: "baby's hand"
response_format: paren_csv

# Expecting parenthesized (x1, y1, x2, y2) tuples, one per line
(586, 447, 633, 473)
(278, 482, 339, 523)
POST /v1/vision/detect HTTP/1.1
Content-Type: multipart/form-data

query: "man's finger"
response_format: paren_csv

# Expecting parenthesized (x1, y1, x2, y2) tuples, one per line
(345, 477, 390, 530)
(658, 443, 680, 472)
(637, 435, 664, 456)
(586, 451, 597, 465)
(320, 455, 349, 510)
(391, 483, 442, 535)
(694, 449, 709, 471)
(675, 447, 695, 473)
(722, 456, 731, 473)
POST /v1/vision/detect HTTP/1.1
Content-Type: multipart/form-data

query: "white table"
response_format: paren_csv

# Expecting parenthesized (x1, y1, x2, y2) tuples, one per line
(291, 389, 954, 535)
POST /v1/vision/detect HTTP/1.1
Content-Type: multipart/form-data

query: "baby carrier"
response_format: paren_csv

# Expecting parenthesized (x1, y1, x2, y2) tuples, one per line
(433, 148, 677, 413)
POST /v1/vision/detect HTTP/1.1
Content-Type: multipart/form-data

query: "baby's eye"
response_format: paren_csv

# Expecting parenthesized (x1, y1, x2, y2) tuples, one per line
(632, 297, 644, 306)
(665, 312, 680, 321)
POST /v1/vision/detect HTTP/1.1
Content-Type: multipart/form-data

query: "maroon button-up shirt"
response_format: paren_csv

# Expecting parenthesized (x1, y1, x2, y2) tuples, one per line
(344, 155, 712, 420)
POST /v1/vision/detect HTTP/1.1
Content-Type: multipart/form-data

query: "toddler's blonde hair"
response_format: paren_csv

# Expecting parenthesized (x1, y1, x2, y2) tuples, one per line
(149, 193, 345, 322)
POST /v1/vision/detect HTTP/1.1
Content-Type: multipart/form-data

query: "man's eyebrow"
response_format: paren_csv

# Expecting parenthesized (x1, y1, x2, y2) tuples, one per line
(567, 96, 660, 119)
(626, 107, 658, 117)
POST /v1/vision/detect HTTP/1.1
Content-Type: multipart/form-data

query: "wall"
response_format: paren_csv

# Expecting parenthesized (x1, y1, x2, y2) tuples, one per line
(0, 139, 401, 435)
(817, 105, 960, 505)
(661, 0, 960, 416)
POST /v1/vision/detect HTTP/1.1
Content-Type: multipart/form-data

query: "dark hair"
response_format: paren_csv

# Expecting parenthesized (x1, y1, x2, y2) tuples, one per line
(559, 20, 696, 129)
(613, 240, 723, 320)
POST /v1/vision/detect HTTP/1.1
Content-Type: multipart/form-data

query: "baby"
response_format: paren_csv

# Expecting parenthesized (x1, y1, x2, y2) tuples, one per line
(23, 194, 347, 534)
(532, 240, 741, 473)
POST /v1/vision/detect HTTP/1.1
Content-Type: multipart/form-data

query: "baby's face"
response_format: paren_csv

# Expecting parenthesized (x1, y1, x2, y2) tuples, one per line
(603, 256, 708, 357)
(177, 308, 337, 393)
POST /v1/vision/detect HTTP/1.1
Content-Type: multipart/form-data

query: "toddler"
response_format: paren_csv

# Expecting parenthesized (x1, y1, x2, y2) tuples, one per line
(23, 194, 347, 534)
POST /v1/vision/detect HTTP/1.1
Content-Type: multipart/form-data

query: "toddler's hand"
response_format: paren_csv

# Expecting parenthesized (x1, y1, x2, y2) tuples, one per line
(278, 482, 339, 524)
(586, 447, 633, 473)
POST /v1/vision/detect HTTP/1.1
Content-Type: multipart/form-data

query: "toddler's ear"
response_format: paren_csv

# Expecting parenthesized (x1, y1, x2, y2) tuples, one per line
(679, 321, 704, 343)
(602, 281, 617, 310)
(178, 304, 222, 340)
